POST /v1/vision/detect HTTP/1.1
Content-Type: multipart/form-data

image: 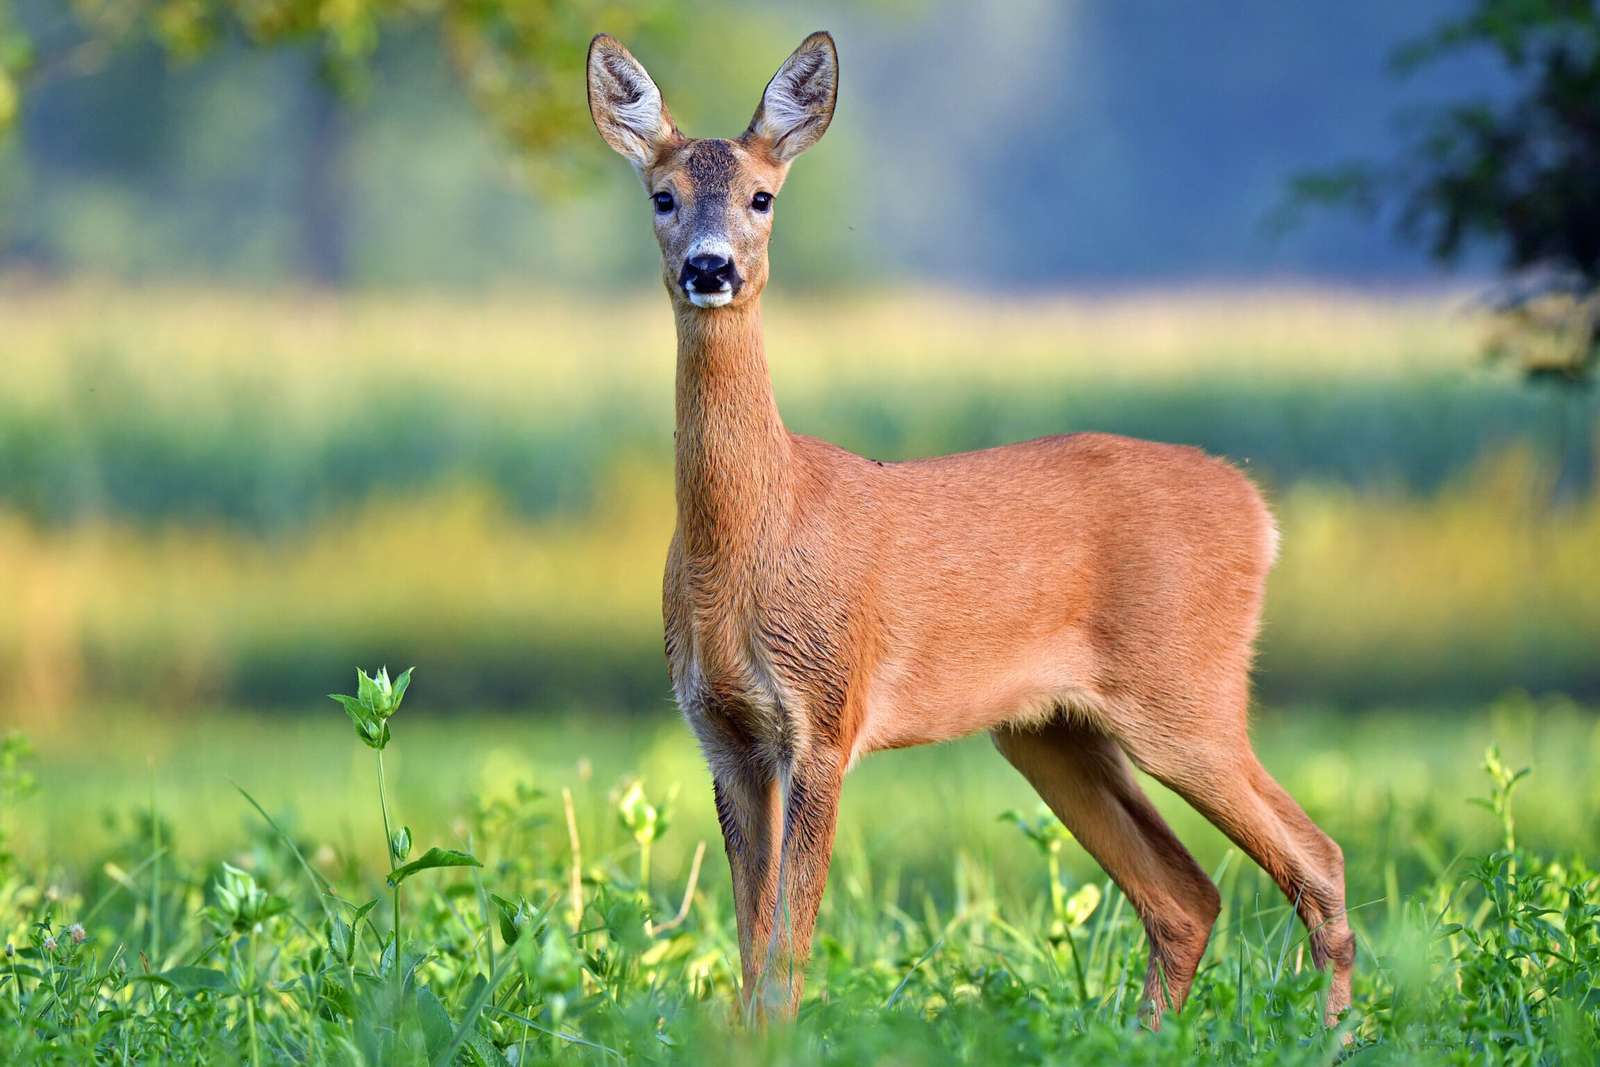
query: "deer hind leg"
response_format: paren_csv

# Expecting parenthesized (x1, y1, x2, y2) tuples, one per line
(709, 748, 843, 1021)
(1111, 713, 1355, 1026)
(992, 719, 1221, 1026)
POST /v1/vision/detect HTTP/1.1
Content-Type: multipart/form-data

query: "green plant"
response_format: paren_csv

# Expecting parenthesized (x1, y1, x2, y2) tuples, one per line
(329, 668, 480, 988)
(1436, 746, 1599, 1058)
(1001, 805, 1102, 1005)
(616, 779, 675, 892)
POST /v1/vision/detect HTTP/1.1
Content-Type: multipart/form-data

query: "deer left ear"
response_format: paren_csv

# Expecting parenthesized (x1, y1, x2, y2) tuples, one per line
(744, 31, 838, 164)
(588, 34, 678, 174)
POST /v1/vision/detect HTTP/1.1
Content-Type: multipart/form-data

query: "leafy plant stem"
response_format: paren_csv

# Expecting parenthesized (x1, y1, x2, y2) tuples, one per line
(44, 938, 62, 1029)
(243, 937, 261, 1067)
(148, 764, 161, 968)
(1064, 925, 1090, 1006)
(376, 747, 401, 971)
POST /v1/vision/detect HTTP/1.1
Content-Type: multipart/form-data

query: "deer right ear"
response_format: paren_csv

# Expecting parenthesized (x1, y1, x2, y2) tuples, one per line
(587, 35, 677, 174)
(745, 31, 838, 164)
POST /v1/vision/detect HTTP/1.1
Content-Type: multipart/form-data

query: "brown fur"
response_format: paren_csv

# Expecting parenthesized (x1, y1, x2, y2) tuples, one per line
(588, 30, 1354, 1027)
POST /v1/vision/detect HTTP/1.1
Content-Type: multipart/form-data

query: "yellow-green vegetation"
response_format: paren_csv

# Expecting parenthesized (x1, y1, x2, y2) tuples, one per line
(1265, 451, 1600, 701)
(0, 284, 1594, 717)
(0, 284, 1481, 406)
(4, 452, 1600, 720)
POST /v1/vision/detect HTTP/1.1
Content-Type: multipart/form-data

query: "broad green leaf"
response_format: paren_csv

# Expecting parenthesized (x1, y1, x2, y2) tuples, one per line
(331, 694, 379, 745)
(414, 985, 455, 1061)
(163, 966, 231, 993)
(357, 719, 390, 750)
(386, 847, 482, 888)
(489, 893, 549, 948)
(464, 1024, 513, 1067)
(319, 976, 356, 1021)
(328, 917, 352, 960)
(391, 666, 413, 709)
(490, 893, 522, 946)
(356, 668, 380, 709)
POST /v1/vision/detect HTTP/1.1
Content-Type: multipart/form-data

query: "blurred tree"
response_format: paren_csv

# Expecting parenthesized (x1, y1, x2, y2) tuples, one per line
(1289, 0, 1599, 495)
(0, 0, 687, 283)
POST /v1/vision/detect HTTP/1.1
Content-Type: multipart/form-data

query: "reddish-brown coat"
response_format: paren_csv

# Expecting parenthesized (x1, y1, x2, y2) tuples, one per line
(590, 30, 1354, 1028)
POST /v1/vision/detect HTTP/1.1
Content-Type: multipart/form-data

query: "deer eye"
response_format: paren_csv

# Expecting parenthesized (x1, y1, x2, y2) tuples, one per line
(652, 192, 675, 214)
(751, 192, 773, 212)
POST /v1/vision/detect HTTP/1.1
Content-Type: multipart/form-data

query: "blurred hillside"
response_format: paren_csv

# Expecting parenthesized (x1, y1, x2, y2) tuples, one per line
(1, 285, 1596, 721)
(1, 0, 1506, 289)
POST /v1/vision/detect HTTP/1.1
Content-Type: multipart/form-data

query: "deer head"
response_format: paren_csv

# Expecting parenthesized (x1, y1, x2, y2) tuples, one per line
(587, 31, 838, 310)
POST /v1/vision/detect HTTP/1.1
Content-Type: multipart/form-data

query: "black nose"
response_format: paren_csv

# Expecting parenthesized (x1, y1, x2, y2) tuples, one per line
(680, 254, 740, 294)
(687, 253, 730, 277)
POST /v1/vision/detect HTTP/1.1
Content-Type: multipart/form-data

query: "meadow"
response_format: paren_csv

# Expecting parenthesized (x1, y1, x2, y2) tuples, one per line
(1, 690, 1597, 1063)
(1, 284, 1597, 1062)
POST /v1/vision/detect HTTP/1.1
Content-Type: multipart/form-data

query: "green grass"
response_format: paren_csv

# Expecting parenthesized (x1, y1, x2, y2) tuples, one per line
(2, 693, 1598, 1063)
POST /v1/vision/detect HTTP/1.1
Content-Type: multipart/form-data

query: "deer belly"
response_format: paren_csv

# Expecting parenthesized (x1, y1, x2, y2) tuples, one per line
(855, 633, 1102, 754)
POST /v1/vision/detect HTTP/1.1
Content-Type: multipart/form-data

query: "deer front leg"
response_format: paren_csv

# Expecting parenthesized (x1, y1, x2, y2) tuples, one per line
(710, 749, 843, 1020)
(710, 765, 783, 1015)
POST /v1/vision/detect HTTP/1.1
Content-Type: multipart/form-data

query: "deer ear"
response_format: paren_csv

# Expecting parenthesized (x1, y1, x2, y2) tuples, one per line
(745, 31, 838, 164)
(587, 35, 677, 173)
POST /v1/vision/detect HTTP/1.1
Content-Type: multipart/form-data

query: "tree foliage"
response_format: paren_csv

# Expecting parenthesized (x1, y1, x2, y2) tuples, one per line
(0, 0, 686, 161)
(0, 0, 696, 283)
(1292, 0, 1600, 387)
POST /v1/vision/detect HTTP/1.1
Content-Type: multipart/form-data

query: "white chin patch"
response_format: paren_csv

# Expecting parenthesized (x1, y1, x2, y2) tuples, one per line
(687, 289, 734, 308)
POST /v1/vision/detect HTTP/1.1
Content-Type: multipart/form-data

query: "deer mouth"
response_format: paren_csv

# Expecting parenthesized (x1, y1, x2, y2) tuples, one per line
(686, 288, 735, 308)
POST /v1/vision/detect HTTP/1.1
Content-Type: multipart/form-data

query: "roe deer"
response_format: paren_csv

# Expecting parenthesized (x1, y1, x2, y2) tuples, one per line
(586, 30, 1354, 1028)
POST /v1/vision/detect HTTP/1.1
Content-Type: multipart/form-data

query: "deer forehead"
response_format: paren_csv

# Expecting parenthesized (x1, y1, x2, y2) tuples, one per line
(655, 139, 781, 199)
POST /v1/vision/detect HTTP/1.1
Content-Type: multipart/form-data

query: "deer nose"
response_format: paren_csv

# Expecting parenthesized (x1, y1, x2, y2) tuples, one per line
(687, 253, 730, 276)
(680, 254, 739, 294)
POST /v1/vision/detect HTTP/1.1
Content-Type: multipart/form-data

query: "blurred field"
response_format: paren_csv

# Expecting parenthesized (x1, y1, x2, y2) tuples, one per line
(4, 450, 1600, 718)
(1, 283, 1597, 717)
(17, 696, 1600, 904)
(0, 282, 1542, 538)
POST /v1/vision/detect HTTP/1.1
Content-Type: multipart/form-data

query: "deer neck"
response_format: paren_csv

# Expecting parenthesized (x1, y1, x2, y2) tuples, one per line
(673, 300, 793, 569)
